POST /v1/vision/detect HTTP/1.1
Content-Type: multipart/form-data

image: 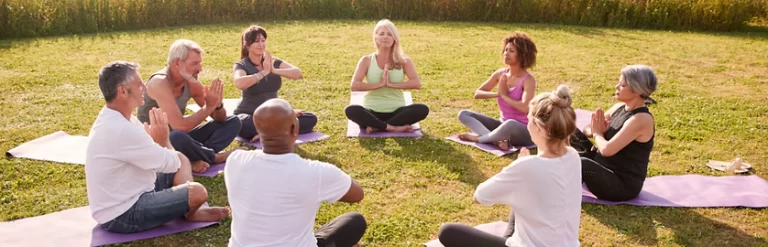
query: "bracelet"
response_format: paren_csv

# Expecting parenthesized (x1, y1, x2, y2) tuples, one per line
(215, 103, 224, 110)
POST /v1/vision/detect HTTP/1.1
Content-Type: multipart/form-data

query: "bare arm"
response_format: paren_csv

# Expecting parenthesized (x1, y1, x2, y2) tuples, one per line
(146, 77, 213, 133)
(498, 76, 536, 114)
(474, 70, 503, 99)
(233, 67, 267, 90)
(350, 56, 385, 91)
(337, 179, 364, 203)
(593, 112, 653, 157)
(271, 59, 303, 80)
(386, 58, 421, 90)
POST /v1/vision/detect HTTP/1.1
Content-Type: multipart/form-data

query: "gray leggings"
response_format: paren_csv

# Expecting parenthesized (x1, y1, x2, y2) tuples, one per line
(457, 110, 533, 146)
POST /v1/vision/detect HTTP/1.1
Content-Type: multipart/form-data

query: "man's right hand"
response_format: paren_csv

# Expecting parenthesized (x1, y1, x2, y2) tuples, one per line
(204, 78, 224, 109)
(144, 108, 170, 145)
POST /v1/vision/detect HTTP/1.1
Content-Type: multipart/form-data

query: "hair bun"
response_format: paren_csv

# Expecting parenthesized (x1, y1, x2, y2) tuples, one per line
(549, 85, 572, 108)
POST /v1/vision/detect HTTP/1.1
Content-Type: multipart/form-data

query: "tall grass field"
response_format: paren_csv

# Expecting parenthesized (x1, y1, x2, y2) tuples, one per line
(1, 0, 767, 39)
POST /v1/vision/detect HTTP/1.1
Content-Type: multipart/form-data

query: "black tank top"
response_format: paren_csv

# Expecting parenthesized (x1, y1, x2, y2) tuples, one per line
(595, 106, 654, 193)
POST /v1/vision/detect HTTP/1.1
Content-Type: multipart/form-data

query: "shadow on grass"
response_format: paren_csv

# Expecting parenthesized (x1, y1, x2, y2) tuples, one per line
(583, 204, 768, 246)
(356, 133, 487, 186)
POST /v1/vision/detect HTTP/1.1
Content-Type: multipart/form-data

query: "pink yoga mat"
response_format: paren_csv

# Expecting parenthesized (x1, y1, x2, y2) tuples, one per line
(192, 162, 225, 177)
(6, 131, 89, 164)
(0, 205, 218, 247)
(582, 175, 768, 208)
(423, 221, 508, 247)
(346, 91, 423, 138)
(575, 108, 592, 132)
(236, 131, 330, 148)
(445, 134, 537, 156)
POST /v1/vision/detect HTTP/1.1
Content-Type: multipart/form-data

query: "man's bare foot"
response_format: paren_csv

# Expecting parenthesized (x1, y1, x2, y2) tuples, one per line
(214, 147, 247, 163)
(186, 206, 230, 222)
(457, 133, 479, 142)
(365, 126, 381, 134)
(192, 160, 210, 173)
(386, 125, 414, 133)
(495, 140, 510, 151)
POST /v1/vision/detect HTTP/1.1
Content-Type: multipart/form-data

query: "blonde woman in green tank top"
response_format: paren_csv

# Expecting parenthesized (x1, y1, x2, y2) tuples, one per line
(344, 19, 430, 134)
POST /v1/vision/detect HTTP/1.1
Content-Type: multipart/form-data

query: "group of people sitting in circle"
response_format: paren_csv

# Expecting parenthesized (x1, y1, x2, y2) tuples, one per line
(84, 19, 657, 246)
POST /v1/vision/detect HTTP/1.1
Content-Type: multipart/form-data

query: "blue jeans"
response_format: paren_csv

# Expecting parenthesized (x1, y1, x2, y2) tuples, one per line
(100, 173, 190, 233)
(169, 116, 242, 164)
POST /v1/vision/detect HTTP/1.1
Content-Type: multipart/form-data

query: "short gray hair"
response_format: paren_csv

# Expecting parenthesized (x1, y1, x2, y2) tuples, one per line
(167, 39, 205, 65)
(98, 61, 139, 102)
(621, 64, 658, 99)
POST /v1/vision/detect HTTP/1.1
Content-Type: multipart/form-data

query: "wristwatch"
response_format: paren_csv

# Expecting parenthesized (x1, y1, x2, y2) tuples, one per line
(215, 103, 224, 110)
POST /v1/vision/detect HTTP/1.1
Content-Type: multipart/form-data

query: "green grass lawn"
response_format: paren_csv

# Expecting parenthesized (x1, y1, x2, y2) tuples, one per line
(1, 20, 767, 246)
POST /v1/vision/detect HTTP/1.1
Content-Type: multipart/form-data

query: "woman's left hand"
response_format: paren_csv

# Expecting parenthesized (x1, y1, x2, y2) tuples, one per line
(591, 108, 608, 136)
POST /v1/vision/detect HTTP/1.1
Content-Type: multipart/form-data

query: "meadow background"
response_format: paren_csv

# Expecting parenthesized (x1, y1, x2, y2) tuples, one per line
(1, 0, 768, 246)
(2, 0, 768, 39)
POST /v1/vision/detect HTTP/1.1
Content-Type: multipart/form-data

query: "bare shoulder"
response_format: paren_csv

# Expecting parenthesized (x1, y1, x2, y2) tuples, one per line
(146, 75, 169, 90)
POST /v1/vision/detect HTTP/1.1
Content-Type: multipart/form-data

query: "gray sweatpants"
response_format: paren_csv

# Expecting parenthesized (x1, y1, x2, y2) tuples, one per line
(457, 110, 534, 146)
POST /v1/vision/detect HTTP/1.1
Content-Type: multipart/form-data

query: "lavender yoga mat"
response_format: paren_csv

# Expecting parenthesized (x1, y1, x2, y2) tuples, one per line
(6, 131, 89, 164)
(346, 91, 423, 138)
(582, 175, 768, 208)
(574, 108, 592, 132)
(235, 131, 330, 148)
(192, 162, 226, 177)
(445, 134, 537, 157)
(0, 206, 218, 247)
(423, 221, 508, 247)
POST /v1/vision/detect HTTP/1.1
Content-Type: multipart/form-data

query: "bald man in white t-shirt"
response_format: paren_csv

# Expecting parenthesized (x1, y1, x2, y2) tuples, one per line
(225, 98, 367, 247)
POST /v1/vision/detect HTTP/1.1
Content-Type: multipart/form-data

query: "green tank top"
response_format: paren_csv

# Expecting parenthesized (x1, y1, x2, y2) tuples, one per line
(363, 53, 406, 113)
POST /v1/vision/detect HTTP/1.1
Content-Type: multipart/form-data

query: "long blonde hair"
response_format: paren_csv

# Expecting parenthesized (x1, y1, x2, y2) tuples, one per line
(373, 19, 406, 70)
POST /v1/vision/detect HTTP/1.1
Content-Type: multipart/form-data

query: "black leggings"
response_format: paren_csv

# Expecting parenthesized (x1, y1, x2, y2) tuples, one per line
(437, 211, 515, 247)
(315, 212, 367, 247)
(572, 129, 639, 201)
(237, 111, 318, 140)
(344, 104, 429, 130)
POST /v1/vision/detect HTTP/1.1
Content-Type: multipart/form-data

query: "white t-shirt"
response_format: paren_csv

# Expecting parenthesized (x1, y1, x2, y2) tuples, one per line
(224, 150, 352, 247)
(474, 147, 582, 247)
(85, 106, 181, 224)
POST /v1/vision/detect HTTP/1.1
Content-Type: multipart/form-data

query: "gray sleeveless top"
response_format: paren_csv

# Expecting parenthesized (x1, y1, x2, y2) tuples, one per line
(233, 57, 283, 115)
(137, 67, 191, 124)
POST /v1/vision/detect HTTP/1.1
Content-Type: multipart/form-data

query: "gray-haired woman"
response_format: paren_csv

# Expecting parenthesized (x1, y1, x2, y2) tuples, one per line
(572, 64, 658, 201)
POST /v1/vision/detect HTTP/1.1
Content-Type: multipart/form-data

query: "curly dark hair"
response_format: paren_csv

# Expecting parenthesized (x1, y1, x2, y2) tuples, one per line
(241, 25, 268, 59)
(502, 32, 537, 70)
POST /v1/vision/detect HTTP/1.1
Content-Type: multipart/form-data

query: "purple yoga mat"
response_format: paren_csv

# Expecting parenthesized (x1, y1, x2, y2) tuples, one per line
(574, 108, 592, 132)
(346, 91, 423, 138)
(6, 131, 89, 165)
(445, 134, 537, 156)
(423, 221, 508, 247)
(192, 162, 226, 177)
(582, 175, 768, 208)
(236, 131, 330, 148)
(0, 205, 218, 247)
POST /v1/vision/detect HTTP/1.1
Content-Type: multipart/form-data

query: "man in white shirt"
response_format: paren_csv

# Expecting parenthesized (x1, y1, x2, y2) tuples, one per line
(86, 61, 229, 233)
(225, 98, 367, 247)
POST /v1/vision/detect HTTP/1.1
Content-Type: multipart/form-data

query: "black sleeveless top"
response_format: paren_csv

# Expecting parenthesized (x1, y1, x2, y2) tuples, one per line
(233, 57, 284, 115)
(595, 106, 654, 193)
